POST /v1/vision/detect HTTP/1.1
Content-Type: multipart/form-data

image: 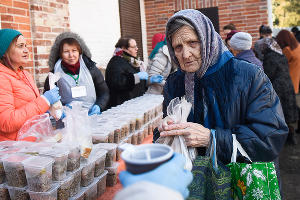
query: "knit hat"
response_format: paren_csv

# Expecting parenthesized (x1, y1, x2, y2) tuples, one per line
(229, 32, 252, 51)
(152, 33, 165, 49)
(0, 29, 22, 58)
(225, 30, 239, 44)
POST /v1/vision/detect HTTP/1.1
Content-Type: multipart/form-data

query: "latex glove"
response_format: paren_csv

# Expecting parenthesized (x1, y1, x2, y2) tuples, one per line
(43, 87, 61, 105)
(150, 75, 164, 83)
(119, 153, 193, 199)
(60, 111, 66, 120)
(160, 122, 211, 147)
(136, 71, 148, 80)
(88, 105, 101, 116)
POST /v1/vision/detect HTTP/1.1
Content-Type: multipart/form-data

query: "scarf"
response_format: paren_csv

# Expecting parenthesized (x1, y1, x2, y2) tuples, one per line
(114, 49, 143, 69)
(166, 9, 232, 107)
(61, 59, 80, 75)
(149, 39, 167, 59)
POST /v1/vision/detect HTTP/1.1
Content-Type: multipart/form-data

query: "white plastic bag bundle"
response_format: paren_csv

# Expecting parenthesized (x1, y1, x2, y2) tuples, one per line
(48, 72, 63, 120)
(61, 102, 93, 158)
(159, 97, 196, 171)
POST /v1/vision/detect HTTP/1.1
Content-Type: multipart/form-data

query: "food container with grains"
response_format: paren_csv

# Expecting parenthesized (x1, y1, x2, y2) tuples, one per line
(105, 162, 119, 187)
(56, 172, 74, 200)
(23, 156, 54, 192)
(27, 182, 59, 200)
(7, 185, 30, 200)
(69, 167, 82, 197)
(96, 170, 108, 197)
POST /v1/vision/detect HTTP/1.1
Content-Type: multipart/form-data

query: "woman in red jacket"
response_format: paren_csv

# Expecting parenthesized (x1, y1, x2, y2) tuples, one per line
(0, 29, 61, 141)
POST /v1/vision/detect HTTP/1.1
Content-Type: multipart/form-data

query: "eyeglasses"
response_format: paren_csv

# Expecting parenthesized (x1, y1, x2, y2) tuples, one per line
(128, 45, 138, 49)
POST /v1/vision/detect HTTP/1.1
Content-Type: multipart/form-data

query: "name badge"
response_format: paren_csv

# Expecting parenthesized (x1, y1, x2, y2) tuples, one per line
(71, 86, 87, 98)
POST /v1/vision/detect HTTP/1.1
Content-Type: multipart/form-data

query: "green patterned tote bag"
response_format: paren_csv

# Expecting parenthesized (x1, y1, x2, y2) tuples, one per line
(227, 134, 281, 200)
(188, 130, 232, 200)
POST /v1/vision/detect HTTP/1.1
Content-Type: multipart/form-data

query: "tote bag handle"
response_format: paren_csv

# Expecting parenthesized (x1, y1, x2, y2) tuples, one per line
(231, 134, 252, 163)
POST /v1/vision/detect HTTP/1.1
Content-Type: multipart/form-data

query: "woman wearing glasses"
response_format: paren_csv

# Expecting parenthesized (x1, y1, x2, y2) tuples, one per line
(105, 37, 163, 108)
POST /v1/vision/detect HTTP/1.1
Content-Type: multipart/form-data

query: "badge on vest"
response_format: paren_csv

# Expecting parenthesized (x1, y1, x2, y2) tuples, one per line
(71, 86, 87, 98)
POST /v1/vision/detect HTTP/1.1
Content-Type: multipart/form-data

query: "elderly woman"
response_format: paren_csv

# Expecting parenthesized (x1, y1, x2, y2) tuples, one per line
(105, 37, 163, 108)
(0, 29, 60, 141)
(154, 9, 287, 192)
(44, 32, 109, 115)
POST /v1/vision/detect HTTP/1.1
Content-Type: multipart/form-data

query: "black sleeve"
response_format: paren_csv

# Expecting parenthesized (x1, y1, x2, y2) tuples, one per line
(90, 66, 110, 111)
(43, 76, 50, 93)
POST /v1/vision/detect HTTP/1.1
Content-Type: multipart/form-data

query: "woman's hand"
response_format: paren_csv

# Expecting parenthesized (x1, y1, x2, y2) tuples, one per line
(160, 122, 211, 147)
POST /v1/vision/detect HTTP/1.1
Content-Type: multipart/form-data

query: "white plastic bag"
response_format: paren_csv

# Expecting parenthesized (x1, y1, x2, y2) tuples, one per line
(159, 97, 196, 171)
(61, 102, 93, 158)
(48, 72, 63, 120)
(17, 113, 58, 142)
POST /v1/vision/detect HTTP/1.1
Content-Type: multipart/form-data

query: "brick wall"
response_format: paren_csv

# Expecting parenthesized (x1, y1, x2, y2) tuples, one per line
(0, 0, 34, 74)
(144, 0, 268, 54)
(30, 0, 70, 89)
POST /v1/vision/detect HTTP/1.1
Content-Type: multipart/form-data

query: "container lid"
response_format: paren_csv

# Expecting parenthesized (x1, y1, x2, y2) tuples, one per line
(105, 162, 120, 174)
(94, 143, 117, 150)
(22, 156, 54, 169)
(13, 141, 34, 148)
(2, 153, 31, 163)
(40, 147, 69, 158)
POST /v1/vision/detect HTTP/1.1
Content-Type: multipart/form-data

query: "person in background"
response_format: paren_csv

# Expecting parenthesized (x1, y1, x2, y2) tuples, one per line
(229, 32, 263, 68)
(253, 25, 273, 61)
(154, 9, 288, 196)
(146, 34, 176, 94)
(223, 23, 236, 37)
(224, 30, 238, 48)
(105, 37, 163, 108)
(151, 33, 165, 50)
(259, 37, 298, 145)
(0, 29, 61, 141)
(291, 26, 300, 43)
(44, 32, 109, 116)
(114, 153, 193, 200)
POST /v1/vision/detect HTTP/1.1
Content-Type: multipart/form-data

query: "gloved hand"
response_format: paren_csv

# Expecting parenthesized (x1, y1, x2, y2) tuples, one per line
(136, 71, 148, 80)
(43, 87, 61, 105)
(150, 75, 164, 84)
(119, 153, 193, 199)
(88, 105, 101, 116)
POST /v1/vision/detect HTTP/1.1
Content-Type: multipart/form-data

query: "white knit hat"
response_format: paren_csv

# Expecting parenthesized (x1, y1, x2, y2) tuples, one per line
(229, 32, 252, 51)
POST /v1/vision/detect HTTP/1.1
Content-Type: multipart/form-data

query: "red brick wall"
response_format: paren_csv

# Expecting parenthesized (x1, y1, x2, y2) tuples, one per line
(30, 0, 70, 89)
(144, 0, 268, 54)
(0, 0, 34, 74)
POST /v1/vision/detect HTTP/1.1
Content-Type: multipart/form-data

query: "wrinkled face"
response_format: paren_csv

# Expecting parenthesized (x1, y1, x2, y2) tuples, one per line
(61, 43, 80, 65)
(172, 25, 201, 73)
(7, 35, 29, 69)
(123, 39, 138, 58)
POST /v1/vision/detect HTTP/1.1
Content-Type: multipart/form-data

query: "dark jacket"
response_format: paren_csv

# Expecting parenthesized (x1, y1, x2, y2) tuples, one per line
(263, 48, 298, 124)
(44, 55, 110, 110)
(236, 49, 263, 69)
(157, 58, 288, 165)
(105, 54, 147, 108)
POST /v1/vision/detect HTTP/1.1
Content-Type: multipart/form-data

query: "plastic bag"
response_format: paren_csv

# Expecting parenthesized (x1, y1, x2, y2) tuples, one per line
(48, 72, 63, 120)
(61, 102, 93, 158)
(158, 97, 195, 171)
(17, 113, 58, 142)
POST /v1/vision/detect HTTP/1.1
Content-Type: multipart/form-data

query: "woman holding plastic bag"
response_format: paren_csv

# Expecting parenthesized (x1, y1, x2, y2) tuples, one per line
(44, 32, 109, 115)
(0, 29, 61, 141)
(154, 9, 288, 198)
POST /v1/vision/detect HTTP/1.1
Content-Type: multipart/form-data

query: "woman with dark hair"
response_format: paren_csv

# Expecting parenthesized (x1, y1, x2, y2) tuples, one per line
(276, 30, 300, 95)
(0, 29, 60, 141)
(260, 37, 298, 144)
(105, 37, 163, 108)
(44, 32, 109, 115)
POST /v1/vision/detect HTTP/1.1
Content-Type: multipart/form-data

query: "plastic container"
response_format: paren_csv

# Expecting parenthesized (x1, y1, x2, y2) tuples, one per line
(80, 159, 95, 187)
(0, 183, 10, 200)
(3, 154, 31, 187)
(0, 141, 16, 150)
(69, 167, 82, 197)
(90, 150, 107, 177)
(0, 155, 8, 184)
(56, 172, 74, 200)
(83, 177, 98, 200)
(27, 182, 59, 200)
(105, 162, 119, 187)
(40, 148, 69, 181)
(137, 130, 144, 145)
(69, 187, 85, 200)
(131, 132, 138, 145)
(7, 185, 30, 200)
(95, 143, 117, 167)
(13, 141, 33, 149)
(66, 145, 81, 172)
(113, 127, 121, 144)
(97, 170, 108, 197)
(92, 133, 109, 144)
(23, 156, 54, 192)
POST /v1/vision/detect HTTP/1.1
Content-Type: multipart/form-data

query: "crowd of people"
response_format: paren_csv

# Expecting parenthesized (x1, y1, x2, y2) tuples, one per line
(0, 8, 299, 200)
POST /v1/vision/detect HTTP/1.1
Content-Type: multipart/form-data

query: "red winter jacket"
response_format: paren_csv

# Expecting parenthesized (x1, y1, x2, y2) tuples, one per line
(0, 63, 49, 141)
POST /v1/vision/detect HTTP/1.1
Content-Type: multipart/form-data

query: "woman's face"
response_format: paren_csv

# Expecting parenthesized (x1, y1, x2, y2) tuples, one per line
(61, 43, 80, 65)
(172, 25, 202, 73)
(7, 35, 29, 69)
(123, 39, 138, 58)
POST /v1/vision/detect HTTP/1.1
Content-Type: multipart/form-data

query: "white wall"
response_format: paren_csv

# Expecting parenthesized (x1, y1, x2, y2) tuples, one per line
(69, 0, 121, 68)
